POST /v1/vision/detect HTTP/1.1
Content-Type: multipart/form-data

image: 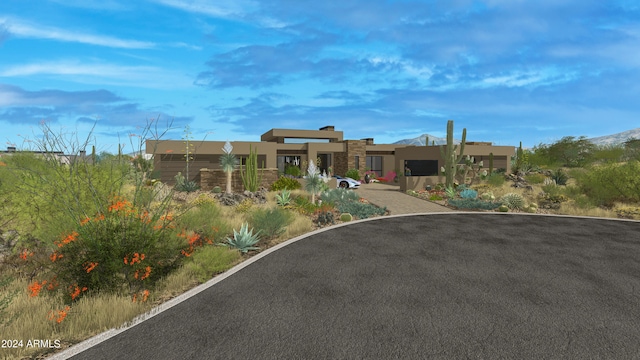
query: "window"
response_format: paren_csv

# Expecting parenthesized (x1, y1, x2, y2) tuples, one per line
(354, 155, 360, 170)
(366, 156, 382, 176)
(404, 160, 439, 176)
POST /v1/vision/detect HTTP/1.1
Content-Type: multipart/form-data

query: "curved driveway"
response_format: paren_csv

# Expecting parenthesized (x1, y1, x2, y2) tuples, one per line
(55, 213, 640, 359)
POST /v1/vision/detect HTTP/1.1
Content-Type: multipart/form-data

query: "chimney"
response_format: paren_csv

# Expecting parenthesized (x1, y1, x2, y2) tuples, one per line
(319, 125, 335, 131)
(362, 138, 374, 145)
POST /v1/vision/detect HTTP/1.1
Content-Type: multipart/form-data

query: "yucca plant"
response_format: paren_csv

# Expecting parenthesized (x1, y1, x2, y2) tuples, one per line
(223, 223, 261, 253)
(305, 161, 323, 204)
(220, 141, 237, 194)
(276, 189, 292, 207)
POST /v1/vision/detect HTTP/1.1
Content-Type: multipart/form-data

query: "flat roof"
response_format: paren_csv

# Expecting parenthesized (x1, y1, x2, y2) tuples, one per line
(261, 128, 343, 142)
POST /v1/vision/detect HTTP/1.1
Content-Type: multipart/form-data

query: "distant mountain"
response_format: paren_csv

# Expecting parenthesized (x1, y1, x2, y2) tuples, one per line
(588, 128, 640, 146)
(392, 133, 459, 146)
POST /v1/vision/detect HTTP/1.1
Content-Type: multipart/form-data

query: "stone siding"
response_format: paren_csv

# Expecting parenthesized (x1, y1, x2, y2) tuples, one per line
(200, 168, 279, 192)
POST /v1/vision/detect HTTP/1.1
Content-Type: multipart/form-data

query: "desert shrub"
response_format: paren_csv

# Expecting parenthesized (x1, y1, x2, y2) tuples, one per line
(248, 207, 292, 238)
(447, 198, 502, 210)
(183, 246, 241, 283)
(175, 202, 230, 240)
(345, 168, 360, 180)
(320, 188, 360, 205)
(573, 161, 640, 206)
(459, 189, 478, 199)
(284, 165, 302, 178)
(291, 195, 317, 215)
(31, 196, 183, 302)
(212, 186, 222, 194)
(270, 176, 302, 191)
(429, 194, 444, 201)
(234, 198, 253, 213)
(524, 173, 546, 184)
(486, 173, 505, 187)
(336, 201, 386, 219)
(500, 193, 526, 210)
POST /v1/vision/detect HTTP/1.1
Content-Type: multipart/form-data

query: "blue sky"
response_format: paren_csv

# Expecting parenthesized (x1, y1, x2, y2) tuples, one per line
(1, 0, 639, 153)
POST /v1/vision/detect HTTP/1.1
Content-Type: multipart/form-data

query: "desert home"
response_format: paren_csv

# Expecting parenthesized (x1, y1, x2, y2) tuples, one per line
(146, 125, 513, 192)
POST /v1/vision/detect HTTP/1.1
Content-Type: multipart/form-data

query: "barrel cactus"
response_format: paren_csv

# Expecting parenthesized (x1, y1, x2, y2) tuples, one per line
(340, 213, 353, 222)
(500, 193, 525, 210)
(498, 205, 509, 212)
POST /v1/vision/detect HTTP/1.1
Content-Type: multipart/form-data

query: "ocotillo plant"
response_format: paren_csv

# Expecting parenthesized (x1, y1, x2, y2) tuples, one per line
(439, 120, 466, 189)
(220, 141, 237, 194)
(239, 144, 262, 192)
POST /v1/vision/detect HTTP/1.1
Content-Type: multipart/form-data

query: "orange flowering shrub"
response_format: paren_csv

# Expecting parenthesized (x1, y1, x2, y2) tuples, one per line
(28, 195, 183, 302)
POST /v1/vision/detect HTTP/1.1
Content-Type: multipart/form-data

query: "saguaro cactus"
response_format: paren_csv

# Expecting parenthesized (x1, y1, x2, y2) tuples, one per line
(488, 152, 494, 174)
(439, 120, 466, 189)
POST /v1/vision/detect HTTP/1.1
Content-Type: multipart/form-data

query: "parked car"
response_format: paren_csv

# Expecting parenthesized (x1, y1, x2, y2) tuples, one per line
(334, 175, 360, 189)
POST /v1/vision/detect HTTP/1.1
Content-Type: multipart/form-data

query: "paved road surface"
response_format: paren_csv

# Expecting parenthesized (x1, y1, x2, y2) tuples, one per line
(51, 213, 640, 360)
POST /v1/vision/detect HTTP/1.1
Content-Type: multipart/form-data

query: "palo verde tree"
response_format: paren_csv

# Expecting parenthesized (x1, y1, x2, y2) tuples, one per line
(439, 120, 466, 189)
(220, 141, 237, 194)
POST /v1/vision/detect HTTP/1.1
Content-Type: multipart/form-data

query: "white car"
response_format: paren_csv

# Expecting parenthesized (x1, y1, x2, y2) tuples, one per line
(334, 175, 360, 189)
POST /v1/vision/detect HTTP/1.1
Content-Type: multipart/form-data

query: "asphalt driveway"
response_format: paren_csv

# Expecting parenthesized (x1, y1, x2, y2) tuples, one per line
(55, 213, 640, 359)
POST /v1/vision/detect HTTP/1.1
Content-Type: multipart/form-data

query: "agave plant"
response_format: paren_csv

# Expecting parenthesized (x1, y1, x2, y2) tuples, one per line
(276, 189, 292, 207)
(444, 186, 456, 199)
(223, 223, 261, 253)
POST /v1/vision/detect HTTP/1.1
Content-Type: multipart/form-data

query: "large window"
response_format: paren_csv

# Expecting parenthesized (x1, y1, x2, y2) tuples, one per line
(366, 156, 382, 176)
(404, 160, 439, 176)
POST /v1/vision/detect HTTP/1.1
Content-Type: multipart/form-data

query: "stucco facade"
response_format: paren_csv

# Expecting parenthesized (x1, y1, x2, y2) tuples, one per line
(146, 126, 515, 191)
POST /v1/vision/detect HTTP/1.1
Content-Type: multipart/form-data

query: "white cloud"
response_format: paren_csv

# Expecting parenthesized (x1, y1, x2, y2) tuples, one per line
(0, 60, 193, 89)
(3, 17, 155, 49)
(151, 0, 250, 18)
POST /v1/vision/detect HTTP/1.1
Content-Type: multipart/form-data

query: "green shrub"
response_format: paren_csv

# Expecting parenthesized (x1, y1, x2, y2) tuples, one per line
(212, 186, 222, 194)
(500, 193, 526, 210)
(486, 173, 505, 187)
(223, 223, 260, 253)
(183, 246, 241, 283)
(175, 202, 231, 240)
(345, 168, 360, 181)
(340, 213, 353, 222)
(573, 161, 640, 206)
(292, 195, 317, 215)
(447, 198, 502, 210)
(320, 188, 360, 205)
(284, 165, 302, 178)
(524, 173, 546, 184)
(429, 194, 444, 201)
(270, 176, 302, 191)
(248, 207, 292, 238)
(337, 201, 386, 219)
(37, 196, 183, 302)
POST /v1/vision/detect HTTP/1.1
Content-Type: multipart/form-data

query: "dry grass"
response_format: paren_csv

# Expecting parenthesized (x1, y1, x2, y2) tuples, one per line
(0, 276, 150, 359)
